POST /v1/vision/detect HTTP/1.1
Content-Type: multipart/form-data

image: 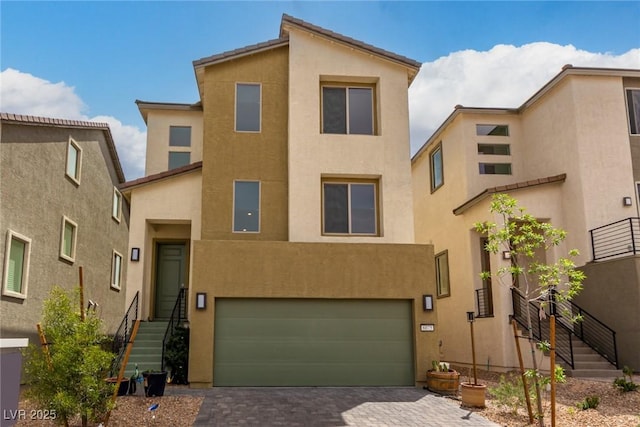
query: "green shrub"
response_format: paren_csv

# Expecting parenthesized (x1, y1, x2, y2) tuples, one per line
(23, 286, 115, 426)
(164, 325, 190, 384)
(613, 366, 638, 393)
(489, 374, 537, 414)
(576, 395, 600, 410)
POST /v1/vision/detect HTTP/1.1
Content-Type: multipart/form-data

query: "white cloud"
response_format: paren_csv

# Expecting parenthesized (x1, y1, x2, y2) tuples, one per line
(0, 68, 146, 180)
(409, 43, 640, 155)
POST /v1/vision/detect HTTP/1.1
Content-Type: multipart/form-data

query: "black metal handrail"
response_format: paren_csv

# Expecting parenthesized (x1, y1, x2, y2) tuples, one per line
(549, 290, 618, 368)
(475, 288, 494, 317)
(110, 291, 139, 376)
(161, 287, 187, 371)
(589, 217, 640, 261)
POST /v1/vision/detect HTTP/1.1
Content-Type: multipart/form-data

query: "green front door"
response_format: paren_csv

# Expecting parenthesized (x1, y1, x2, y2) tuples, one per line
(154, 243, 186, 319)
(213, 298, 414, 386)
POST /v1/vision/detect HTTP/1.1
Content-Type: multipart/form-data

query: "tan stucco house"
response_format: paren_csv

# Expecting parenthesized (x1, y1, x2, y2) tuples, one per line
(412, 66, 640, 374)
(121, 14, 438, 388)
(0, 113, 130, 344)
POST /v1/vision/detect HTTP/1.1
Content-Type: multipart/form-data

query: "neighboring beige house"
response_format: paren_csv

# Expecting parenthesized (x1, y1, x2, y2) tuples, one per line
(0, 113, 130, 344)
(121, 14, 438, 388)
(412, 66, 640, 374)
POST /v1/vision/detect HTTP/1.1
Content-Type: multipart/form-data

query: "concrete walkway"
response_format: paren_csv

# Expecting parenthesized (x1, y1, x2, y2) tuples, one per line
(168, 386, 500, 426)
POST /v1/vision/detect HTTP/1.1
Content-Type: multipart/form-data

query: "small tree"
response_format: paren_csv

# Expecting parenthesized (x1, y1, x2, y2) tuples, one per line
(23, 286, 115, 427)
(475, 194, 585, 426)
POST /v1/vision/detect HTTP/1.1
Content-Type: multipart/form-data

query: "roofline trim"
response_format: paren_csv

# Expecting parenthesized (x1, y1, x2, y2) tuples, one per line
(119, 161, 203, 193)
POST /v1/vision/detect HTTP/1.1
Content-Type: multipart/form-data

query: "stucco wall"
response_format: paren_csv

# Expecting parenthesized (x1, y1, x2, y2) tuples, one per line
(145, 109, 203, 176)
(577, 258, 640, 370)
(287, 29, 415, 244)
(200, 46, 289, 242)
(188, 240, 437, 387)
(124, 170, 202, 320)
(0, 124, 129, 340)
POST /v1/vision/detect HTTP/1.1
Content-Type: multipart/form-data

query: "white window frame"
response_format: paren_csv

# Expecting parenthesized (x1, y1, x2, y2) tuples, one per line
(111, 250, 123, 290)
(232, 180, 261, 233)
(112, 187, 122, 222)
(235, 83, 262, 133)
(321, 84, 375, 135)
(65, 137, 82, 184)
(626, 88, 640, 135)
(435, 250, 450, 298)
(59, 216, 78, 263)
(2, 230, 31, 299)
(321, 180, 379, 236)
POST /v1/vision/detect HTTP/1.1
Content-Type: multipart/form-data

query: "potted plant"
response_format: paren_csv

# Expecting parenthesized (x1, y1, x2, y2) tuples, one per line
(142, 370, 168, 397)
(460, 312, 486, 408)
(426, 361, 460, 395)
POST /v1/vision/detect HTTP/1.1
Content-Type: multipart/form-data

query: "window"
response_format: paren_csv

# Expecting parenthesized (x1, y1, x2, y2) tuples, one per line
(236, 83, 261, 132)
(435, 251, 450, 298)
(626, 89, 640, 135)
(112, 188, 122, 222)
(233, 181, 260, 232)
(322, 85, 374, 135)
(322, 180, 378, 235)
(60, 216, 78, 262)
(430, 143, 444, 192)
(168, 151, 191, 170)
(2, 231, 31, 299)
(478, 144, 510, 155)
(479, 163, 512, 175)
(476, 124, 509, 136)
(111, 250, 123, 290)
(66, 138, 82, 184)
(169, 126, 191, 147)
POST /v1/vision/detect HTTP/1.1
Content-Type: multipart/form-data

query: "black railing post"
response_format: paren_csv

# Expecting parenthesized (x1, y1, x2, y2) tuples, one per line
(613, 332, 619, 369)
(632, 218, 637, 255)
(568, 334, 574, 369)
(590, 229, 596, 261)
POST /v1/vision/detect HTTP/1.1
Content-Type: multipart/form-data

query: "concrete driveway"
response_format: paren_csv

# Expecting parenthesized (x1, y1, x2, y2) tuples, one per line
(169, 386, 500, 426)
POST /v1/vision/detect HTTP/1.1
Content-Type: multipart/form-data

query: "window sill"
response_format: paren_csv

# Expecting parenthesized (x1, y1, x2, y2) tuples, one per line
(2, 289, 27, 300)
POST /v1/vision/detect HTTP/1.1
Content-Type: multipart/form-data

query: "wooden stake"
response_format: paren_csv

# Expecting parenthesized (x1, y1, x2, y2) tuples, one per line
(470, 320, 478, 385)
(103, 320, 141, 426)
(550, 315, 556, 427)
(79, 266, 85, 322)
(36, 323, 52, 370)
(512, 319, 534, 423)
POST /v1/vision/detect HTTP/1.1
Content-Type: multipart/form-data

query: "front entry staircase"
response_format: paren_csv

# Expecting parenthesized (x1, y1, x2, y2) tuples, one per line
(123, 321, 168, 378)
(511, 289, 621, 378)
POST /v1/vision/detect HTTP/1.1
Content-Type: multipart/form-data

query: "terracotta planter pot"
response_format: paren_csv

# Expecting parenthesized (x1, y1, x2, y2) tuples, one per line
(460, 382, 486, 408)
(426, 370, 460, 395)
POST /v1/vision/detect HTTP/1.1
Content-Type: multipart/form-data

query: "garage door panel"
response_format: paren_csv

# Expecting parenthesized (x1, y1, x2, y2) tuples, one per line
(214, 299, 414, 386)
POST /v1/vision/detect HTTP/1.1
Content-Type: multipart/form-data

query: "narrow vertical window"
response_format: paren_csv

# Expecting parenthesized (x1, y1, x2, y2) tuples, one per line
(233, 181, 260, 232)
(430, 143, 443, 192)
(112, 188, 122, 222)
(60, 216, 78, 263)
(435, 250, 450, 298)
(111, 250, 123, 290)
(66, 138, 82, 184)
(626, 89, 640, 135)
(2, 231, 31, 299)
(236, 83, 261, 132)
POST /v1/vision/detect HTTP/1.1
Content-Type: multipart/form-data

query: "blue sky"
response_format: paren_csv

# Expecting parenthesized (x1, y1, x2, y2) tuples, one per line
(2, 1, 639, 179)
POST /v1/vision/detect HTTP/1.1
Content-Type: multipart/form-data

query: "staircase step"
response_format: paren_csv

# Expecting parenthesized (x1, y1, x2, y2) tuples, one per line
(574, 353, 610, 362)
(569, 369, 623, 378)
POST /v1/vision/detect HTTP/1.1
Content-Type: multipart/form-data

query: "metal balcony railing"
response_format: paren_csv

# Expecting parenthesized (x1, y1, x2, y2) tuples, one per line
(475, 287, 494, 317)
(110, 291, 139, 376)
(589, 217, 640, 261)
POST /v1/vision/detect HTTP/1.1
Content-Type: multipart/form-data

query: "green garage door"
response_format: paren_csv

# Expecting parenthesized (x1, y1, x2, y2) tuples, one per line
(213, 298, 414, 386)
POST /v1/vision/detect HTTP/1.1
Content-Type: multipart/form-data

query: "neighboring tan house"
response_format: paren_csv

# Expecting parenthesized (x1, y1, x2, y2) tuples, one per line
(120, 14, 438, 388)
(0, 113, 130, 344)
(412, 66, 640, 374)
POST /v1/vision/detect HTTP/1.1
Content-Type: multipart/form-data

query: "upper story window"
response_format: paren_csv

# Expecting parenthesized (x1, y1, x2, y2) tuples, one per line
(2, 230, 31, 299)
(435, 250, 450, 298)
(168, 151, 191, 170)
(476, 124, 509, 136)
(60, 216, 78, 263)
(479, 163, 512, 175)
(66, 138, 82, 184)
(322, 85, 374, 135)
(233, 180, 260, 233)
(430, 143, 444, 192)
(112, 188, 122, 222)
(322, 179, 378, 236)
(236, 83, 261, 132)
(478, 144, 510, 155)
(169, 126, 191, 147)
(626, 89, 640, 135)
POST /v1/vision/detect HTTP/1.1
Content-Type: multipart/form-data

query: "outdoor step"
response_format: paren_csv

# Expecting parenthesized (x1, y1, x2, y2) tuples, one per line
(574, 360, 618, 369)
(574, 353, 610, 362)
(569, 369, 623, 378)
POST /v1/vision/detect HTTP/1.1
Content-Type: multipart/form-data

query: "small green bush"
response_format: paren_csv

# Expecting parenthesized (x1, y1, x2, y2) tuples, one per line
(613, 366, 638, 393)
(576, 395, 600, 410)
(489, 374, 537, 414)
